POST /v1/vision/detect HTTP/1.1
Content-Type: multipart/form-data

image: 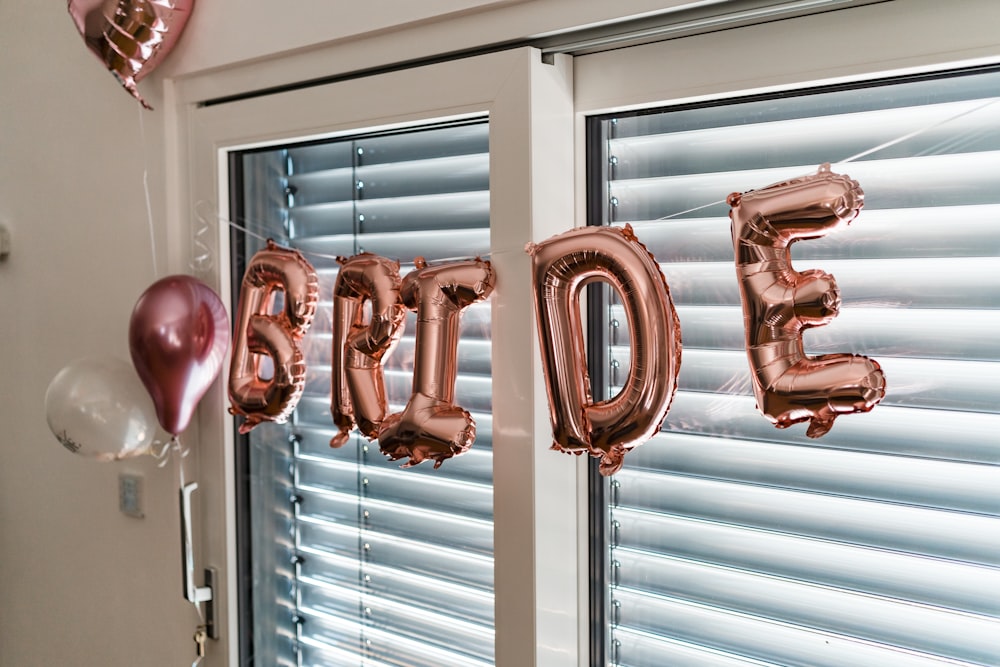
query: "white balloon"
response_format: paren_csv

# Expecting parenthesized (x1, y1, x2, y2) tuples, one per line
(44, 357, 159, 461)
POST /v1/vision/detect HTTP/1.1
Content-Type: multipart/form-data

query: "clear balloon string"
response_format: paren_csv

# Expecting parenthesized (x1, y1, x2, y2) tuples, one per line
(195, 200, 492, 266)
(650, 96, 1000, 222)
(137, 104, 159, 278)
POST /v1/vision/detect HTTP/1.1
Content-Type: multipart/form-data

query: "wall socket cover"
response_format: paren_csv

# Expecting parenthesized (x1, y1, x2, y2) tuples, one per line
(118, 473, 144, 518)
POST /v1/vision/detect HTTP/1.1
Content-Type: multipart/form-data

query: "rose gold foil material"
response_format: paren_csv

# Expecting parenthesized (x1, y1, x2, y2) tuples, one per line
(68, 0, 194, 109)
(528, 225, 682, 475)
(377, 258, 495, 468)
(329, 254, 406, 447)
(730, 164, 885, 438)
(229, 240, 319, 434)
(128, 275, 229, 435)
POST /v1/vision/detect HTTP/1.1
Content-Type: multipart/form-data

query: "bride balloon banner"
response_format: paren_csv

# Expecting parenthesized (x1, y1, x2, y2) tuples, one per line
(729, 164, 885, 437)
(68, 0, 195, 109)
(228, 163, 884, 472)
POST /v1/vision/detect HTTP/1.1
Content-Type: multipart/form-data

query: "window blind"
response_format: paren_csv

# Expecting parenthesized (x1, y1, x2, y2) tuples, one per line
(235, 121, 494, 667)
(594, 69, 1000, 666)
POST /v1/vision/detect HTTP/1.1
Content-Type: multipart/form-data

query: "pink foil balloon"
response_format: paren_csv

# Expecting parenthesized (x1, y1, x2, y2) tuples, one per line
(68, 0, 195, 109)
(729, 163, 886, 438)
(330, 254, 406, 447)
(377, 257, 495, 468)
(129, 275, 229, 436)
(528, 224, 681, 476)
(229, 241, 319, 434)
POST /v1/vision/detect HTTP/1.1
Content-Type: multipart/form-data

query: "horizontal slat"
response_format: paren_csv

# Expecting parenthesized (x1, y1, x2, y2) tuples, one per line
(613, 587, 988, 667)
(609, 304, 1000, 360)
(294, 431, 494, 483)
(624, 431, 1000, 515)
(609, 347, 1000, 412)
(609, 152, 1000, 221)
(352, 123, 488, 166)
(298, 460, 493, 523)
(614, 470, 1000, 564)
(614, 548, 999, 664)
(296, 227, 490, 265)
(659, 391, 1000, 464)
(609, 74, 1000, 140)
(290, 190, 487, 236)
(299, 576, 493, 663)
(300, 496, 494, 558)
(609, 99, 1000, 179)
(299, 547, 495, 625)
(300, 605, 493, 667)
(615, 204, 1000, 262)
(656, 256, 999, 308)
(307, 300, 492, 340)
(300, 336, 491, 376)
(611, 625, 778, 667)
(293, 394, 494, 433)
(287, 122, 487, 173)
(298, 516, 493, 590)
(287, 153, 487, 207)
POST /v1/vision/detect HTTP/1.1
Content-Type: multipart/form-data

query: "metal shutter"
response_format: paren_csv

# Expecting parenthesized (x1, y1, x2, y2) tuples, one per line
(234, 120, 494, 666)
(594, 69, 1000, 666)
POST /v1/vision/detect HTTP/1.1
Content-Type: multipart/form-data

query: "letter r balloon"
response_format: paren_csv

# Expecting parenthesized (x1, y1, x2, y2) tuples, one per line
(729, 164, 886, 437)
(329, 253, 406, 447)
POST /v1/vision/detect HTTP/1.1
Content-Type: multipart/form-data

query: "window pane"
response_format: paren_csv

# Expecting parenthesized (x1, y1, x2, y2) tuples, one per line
(593, 69, 1000, 667)
(234, 121, 494, 666)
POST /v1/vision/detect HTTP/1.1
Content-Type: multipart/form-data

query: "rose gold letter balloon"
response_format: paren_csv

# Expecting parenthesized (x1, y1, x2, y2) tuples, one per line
(528, 225, 681, 476)
(730, 164, 885, 438)
(377, 258, 495, 468)
(129, 275, 230, 436)
(68, 0, 195, 109)
(229, 240, 319, 434)
(330, 254, 406, 447)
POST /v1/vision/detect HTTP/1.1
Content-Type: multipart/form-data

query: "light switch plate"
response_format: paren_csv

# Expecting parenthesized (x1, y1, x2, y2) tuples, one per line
(118, 473, 144, 518)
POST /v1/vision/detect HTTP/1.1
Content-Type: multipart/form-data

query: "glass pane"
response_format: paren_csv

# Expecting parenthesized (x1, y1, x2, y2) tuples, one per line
(593, 69, 1000, 667)
(234, 121, 495, 666)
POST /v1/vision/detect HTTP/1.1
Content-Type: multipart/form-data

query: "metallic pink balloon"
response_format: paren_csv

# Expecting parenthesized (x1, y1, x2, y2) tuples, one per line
(528, 224, 681, 476)
(730, 163, 886, 438)
(377, 257, 495, 468)
(229, 241, 319, 434)
(68, 0, 195, 109)
(129, 275, 229, 436)
(330, 254, 406, 447)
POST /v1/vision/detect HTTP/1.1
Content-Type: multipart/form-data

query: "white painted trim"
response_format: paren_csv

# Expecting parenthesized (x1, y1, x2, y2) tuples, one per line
(174, 46, 582, 667)
(574, 0, 1000, 115)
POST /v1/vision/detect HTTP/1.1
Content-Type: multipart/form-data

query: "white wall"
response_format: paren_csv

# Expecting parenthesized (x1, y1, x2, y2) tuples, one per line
(0, 1, 694, 664)
(3, 1, 997, 665)
(0, 2, 193, 664)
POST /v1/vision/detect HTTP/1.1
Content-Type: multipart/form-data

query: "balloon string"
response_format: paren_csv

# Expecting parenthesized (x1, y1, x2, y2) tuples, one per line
(835, 97, 999, 165)
(137, 104, 159, 278)
(196, 202, 493, 266)
(651, 96, 1000, 222)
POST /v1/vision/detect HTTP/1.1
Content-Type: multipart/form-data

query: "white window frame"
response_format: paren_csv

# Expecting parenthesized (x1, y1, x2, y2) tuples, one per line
(170, 47, 585, 667)
(168, 2, 1000, 665)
